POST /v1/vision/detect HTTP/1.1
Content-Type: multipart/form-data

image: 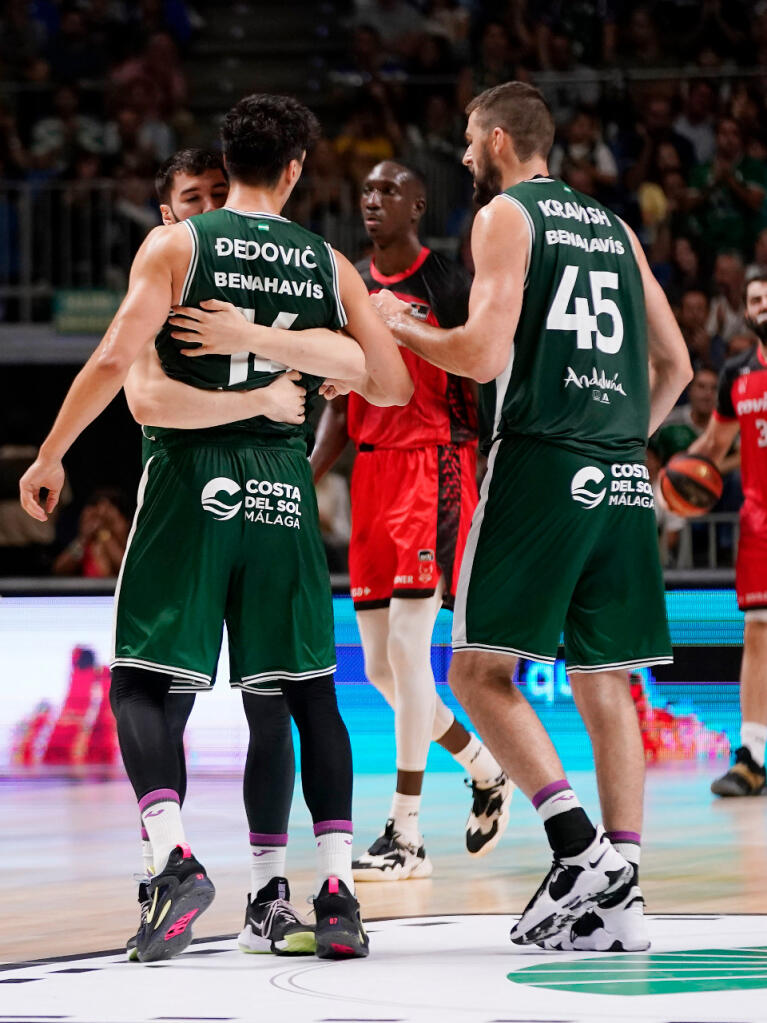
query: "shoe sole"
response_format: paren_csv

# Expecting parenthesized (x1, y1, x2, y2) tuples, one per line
(711, 779, 766, 796)
(510, 863, 634, 947)
(353, 856, 433, 882)
(238, 924, 272, 954)
(316, 927, 369, 960)
(137, 875, 216, 963)
(466, 805, 511, 859)
(273, 928, 316, 956)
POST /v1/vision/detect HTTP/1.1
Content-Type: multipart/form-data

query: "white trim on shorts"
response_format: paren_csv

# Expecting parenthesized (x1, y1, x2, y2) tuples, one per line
(452, 641, 557, 664)
(237, 663, 337, 689)
(566, 655, 674, 674)
(109, 656, 213, 686)
(111, 457, 154, 662)
(452, 440, 500, 647)
(744, 608, 767, 623)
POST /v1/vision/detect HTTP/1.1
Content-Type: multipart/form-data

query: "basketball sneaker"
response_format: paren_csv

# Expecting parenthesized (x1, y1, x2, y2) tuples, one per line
(313, 876, 369, 959)
(711, 746, 766, 796)
(509, 826, 633, 947)
(238, 876, 315, 956)
(537, 874, 650, 952)
(352, 819, 433, 881)
(465, 772, 513, 857)
(126, 877, 150, 962)
(136, 844, 215, 963)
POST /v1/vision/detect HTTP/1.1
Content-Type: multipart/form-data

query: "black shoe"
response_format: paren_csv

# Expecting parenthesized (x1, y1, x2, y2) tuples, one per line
(126, 878, 151, 962)
(237, 877, 315, 956)
(136, 845, 215, 963)
(313, 876, 369, 959)
(711, 746, 766, 796)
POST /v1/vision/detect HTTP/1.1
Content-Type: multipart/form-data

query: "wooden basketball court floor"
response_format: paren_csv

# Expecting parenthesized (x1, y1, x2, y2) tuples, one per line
(3, 764, 767, 1022)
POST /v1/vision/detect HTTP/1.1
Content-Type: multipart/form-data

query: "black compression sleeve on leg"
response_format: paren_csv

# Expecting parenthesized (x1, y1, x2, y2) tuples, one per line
(241, 692, 295, 835)
(110, 666, 178, 801)
(164, 693, 195, 806)
(280, 676, 352, 825)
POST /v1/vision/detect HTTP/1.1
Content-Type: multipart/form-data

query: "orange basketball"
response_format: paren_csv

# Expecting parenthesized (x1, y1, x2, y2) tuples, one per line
(659, 453, 723, 517)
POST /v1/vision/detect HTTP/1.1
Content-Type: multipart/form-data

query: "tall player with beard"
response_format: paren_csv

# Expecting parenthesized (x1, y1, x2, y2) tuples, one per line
(692, 275, 767, 797)
(311, 161, 512, 881)
(372, 82, 692, 951)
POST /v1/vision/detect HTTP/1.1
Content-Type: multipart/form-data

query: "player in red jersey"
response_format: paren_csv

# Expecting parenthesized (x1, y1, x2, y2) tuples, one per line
(692, 274, 767, 796)
(312, 161, 512, 880)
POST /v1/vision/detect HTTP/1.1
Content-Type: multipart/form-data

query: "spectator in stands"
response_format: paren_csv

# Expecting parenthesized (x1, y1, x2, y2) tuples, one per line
(53, 489, 129, 578)
(422, 0, 471, 59)
(536, 0, 617, 68)
(708, 251, 747, 342)
(405, 32, 456, 118)
(103, 107, 159, 173)
(534, 30, 600, 129)
(353, 0, 425, 59)
(0, 0, 46, 77)
(674, 79, 717, 165)
(666, 235, 707, 303)
(620, 5, 667, 72)
(728, 332, 756, 358)
(549, 108, 618, 202)
(747, 228, 767, 279)
(457, 20, 527, 111)
(687, 117, 767, 258)
(292, 136, 354, 239)
(677, 288, 726, 371)
(315, 471, 352, 573)
(0, 101, 27, 179)
(48, 8, 108, 84)
(623, 95, 696, 194)
(335, 93, 402, 188)
(30, 85, 103, 177)
(650, 367, 720, 464)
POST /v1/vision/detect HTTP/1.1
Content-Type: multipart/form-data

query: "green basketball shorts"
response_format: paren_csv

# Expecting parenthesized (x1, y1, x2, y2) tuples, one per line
(111, 435, 336, 693)
(453, 435, 672, 672)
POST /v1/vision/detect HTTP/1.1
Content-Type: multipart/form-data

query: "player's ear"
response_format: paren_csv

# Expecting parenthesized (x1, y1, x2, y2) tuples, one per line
(159, 204, 176, 225)
(413, 194, 426, 219)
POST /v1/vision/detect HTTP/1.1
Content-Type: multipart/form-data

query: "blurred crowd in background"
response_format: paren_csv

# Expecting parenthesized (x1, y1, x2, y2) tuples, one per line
(1, 0, 766, 575)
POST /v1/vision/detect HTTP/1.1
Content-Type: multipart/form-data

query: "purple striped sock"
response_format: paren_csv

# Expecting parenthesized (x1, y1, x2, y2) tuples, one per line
(138, 788, 180, 814)
(313, 819, 353, 837)
(607, 830, 641, 867)
(249, 832, 288, 847)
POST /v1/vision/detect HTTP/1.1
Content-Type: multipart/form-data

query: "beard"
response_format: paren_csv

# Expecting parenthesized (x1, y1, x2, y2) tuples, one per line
(472, 145, 503, 207)
(745, 313, 767, 343)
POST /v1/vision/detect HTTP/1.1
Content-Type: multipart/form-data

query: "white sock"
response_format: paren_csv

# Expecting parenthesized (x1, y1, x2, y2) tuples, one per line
(453, 733, 501, 785)
(139, 789, 186, 873)
(741, 721, 767, 767)
(314, 822, 354, 894)
(389, 792, 421, 846)
(249, 833, 288, 898)
(140, 832, 154, 877)
(606, 832, 641, 876)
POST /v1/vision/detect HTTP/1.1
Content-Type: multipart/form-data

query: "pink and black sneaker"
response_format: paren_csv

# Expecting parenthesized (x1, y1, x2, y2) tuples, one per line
(313, 876, 369, 960)
(136, 845, 215, 963)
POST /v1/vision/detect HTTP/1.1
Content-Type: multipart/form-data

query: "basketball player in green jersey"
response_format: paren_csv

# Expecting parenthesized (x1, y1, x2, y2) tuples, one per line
(21, 94, 412, 962)
(372, 82, 692, 952)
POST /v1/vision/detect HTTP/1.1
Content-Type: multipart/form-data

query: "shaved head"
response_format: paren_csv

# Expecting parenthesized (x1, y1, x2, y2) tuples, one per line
(360, 161, 426, 247)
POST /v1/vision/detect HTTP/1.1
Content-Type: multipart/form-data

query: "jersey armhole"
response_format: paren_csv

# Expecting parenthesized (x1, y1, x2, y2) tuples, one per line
(498, 193, 533, 287)
(324, 242, 348, 328)
(179, 219, 199, 304)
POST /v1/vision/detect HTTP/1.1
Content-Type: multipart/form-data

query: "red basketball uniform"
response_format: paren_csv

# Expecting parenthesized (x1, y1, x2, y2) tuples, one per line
(714, 345, 767, 609)
(348, 247, 477, 609)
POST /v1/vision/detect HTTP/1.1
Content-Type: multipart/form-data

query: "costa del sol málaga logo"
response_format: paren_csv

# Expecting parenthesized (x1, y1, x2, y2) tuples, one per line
(201, 477, 243, 521)
(570, 466, 606, 509)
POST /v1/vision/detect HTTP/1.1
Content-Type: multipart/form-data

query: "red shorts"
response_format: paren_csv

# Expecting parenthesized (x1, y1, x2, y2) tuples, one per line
(736, 501, 767, 610)
(349, 444, 478, 610)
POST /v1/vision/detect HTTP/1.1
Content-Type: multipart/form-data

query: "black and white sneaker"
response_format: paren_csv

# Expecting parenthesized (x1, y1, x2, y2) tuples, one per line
(465, 773, 513, 857)
(510, 826, 633, 947)
(537, 874, 650, 952)
(238, 876, 315, 956)
(352, 819, 433, 881)
(126, 877, 151, 962)
(711, 746, 766, 796)
(314, 876, 369, 959)
(136, 844, 215, 963)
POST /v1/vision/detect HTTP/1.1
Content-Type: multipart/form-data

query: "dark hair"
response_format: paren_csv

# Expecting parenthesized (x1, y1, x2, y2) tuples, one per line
(745, 272, 767, 300)
(220, 94, 320, 187)
(466, 81, 555, 162)
(155, 148, 225, 204)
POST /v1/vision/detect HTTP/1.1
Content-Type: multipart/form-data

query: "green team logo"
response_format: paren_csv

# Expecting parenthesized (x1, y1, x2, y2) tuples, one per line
(509, 946, 767, 996)
(570, 466, 606, 509)
(200, 477, 243, 521)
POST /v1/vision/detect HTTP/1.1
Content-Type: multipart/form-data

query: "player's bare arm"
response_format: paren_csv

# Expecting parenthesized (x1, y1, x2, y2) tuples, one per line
(124, 345, 307, 429)
(689, 415, 740, 466)
(622, 220, 693, 434)
(169, 297, 367, 380)
(19, 224, 190, 522)
(370, 197, 526, 383)
(309, 395, 349, 482)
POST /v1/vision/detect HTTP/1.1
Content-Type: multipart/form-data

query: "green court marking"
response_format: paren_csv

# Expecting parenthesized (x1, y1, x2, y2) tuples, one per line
(508, 948, 767, 996)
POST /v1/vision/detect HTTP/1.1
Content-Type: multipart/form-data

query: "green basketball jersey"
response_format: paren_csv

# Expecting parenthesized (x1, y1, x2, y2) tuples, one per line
(153, 206, 347, 443)
(480, 177, 649, 462)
